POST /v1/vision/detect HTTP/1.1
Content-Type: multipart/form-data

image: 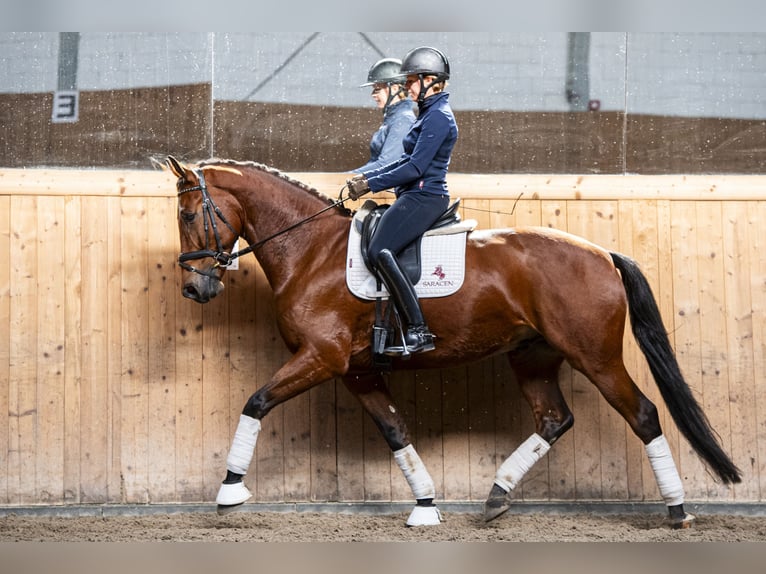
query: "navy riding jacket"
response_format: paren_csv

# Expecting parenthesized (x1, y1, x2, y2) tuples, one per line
(363, 92, 458, 197)
(352, 98, 416, 173)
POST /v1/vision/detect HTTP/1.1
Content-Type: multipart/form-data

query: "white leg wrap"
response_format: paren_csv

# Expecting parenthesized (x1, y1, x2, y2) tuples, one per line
(494, 433, 551, 493)
(393, 444, 436, 500)
(226, 415, 261, 475)
(645, 434, 685, 506)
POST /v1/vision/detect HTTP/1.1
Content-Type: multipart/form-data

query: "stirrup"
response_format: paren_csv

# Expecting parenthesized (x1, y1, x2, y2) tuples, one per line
(384, 325, 435, 356)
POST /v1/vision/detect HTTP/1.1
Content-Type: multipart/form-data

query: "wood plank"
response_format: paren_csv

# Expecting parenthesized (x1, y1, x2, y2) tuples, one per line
(362, 385, 392, 501)
(335, 378, 365, 502)
(63, 195, 82, 503)
(173, 259, 204, 501)
(748, 202, 766, 500)
(35, 197, 67, 503)
(441, 366, 470, 501)
(106, 197, 123, 502)
(9, 197, 37, 504)
(80, 197, 109, 502)
(3, 169, 766, 201)
(146, 196, 178, 502)
(413, 370, 444, 501)
(669, 201, 708, 500)
(201, 292, 232, 502)
(119, 197, 150, 503)
(721, 202, 757, 500)
(694, 201, 731, 501)
(0, 196, 10, 504)
(310, 380, 338, 501)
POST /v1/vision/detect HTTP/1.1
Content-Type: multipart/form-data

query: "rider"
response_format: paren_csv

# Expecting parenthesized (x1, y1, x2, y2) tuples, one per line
(351, 57, 417, 173)
(346, 46, 458, 355)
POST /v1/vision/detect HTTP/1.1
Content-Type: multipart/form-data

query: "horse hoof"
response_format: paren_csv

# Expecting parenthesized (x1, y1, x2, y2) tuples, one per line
(483, 483, 512, 522)
(405, 505, 443, 527)
(669, 512, 696, 529)
(215, 481, 252, 508)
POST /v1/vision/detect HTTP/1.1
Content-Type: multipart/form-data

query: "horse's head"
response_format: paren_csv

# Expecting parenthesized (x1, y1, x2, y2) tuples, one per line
(167, 155, 243, 303)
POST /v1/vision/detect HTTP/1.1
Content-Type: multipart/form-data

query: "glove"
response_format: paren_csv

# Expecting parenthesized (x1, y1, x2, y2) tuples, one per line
(346, 174, 371, 201)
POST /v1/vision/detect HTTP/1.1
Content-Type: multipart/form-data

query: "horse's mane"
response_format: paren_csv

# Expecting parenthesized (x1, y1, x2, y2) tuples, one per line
(197, 158, 350, 215)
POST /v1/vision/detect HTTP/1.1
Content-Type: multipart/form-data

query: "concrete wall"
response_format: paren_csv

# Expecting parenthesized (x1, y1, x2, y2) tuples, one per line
(2, 32, 765, 117)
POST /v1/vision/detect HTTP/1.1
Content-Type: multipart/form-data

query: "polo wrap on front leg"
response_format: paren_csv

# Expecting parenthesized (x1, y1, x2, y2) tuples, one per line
(393, 444, 435, 500)
(645, 434, 685, 506)
(494, 433, 551, 493)
(226, 414, 261, 475)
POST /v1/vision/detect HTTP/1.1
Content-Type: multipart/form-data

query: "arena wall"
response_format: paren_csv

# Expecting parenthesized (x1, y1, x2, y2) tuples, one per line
(1, 169, 764, 507)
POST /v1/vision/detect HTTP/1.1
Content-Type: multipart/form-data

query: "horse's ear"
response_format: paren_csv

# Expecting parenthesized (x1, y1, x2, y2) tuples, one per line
(166, 155, 187, 181)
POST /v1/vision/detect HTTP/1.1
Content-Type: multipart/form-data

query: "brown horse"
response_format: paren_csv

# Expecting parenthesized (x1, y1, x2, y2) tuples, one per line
(167, 156, 741, 528)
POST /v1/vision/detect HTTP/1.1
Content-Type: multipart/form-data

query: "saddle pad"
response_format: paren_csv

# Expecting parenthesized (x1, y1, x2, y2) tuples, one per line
(346, 225, 469, 301)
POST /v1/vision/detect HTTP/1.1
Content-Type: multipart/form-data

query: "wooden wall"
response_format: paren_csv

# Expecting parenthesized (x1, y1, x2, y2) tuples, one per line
(1, 169, 765, 507)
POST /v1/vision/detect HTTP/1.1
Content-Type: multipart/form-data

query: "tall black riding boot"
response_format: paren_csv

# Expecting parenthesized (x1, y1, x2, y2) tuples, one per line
(375, 249, 435, 354)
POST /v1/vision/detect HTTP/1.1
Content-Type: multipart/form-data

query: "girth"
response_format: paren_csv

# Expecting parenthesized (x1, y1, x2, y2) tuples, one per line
(358, 199, 461, 284)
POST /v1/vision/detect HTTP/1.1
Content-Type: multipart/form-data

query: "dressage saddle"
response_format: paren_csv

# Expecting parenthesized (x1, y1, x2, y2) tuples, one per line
(357, 198, 462, 284)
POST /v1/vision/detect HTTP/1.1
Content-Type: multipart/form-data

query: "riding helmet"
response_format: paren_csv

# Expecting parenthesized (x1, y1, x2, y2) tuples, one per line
(359, 58, 405, 87)
(399, 47, 450, 80)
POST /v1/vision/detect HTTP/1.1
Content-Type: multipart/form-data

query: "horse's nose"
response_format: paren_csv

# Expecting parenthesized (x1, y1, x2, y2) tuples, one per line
(182, 283, 208, 303)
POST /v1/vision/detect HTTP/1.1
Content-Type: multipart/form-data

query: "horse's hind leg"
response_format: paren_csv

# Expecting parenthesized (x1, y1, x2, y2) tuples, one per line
(572, 350, 694, 528)
(342, 373, 441, 527)
(484, 340, 573, 522)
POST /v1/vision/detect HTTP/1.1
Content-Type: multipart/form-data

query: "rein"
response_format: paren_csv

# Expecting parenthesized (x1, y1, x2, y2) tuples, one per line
(177, 168, 350, 277)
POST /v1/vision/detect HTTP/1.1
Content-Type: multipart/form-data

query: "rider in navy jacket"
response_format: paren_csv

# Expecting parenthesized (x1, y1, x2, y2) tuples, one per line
(346, 46, 457, 356)
(362, 90, 457, 197)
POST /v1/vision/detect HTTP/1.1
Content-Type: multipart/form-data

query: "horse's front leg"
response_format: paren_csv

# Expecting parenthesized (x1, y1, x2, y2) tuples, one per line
(215, 348, 342, 514)
(342, 373, 442, 527)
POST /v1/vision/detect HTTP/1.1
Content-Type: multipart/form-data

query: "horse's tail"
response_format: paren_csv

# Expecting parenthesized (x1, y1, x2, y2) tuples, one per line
(610, 251, 742, 484)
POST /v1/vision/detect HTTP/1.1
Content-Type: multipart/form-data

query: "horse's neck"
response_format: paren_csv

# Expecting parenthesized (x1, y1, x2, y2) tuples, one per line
(240, 177, 345, 289)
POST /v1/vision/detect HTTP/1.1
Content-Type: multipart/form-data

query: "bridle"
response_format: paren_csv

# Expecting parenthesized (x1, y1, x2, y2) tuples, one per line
(177, 167, 352, 278)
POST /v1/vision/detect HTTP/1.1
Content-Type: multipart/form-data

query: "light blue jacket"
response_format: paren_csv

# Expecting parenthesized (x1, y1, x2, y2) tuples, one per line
(352, 98, 417, 173)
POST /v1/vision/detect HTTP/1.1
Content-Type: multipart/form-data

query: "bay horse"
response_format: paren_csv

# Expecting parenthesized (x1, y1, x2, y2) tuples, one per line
(167, 156, 741, 529)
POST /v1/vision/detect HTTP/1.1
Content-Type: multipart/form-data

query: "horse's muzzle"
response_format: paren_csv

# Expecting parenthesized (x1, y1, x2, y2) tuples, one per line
(182, 275, 224, 303)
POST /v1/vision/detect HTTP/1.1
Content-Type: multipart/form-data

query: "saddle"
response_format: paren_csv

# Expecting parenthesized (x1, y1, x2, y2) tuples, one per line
(357, 198, 462, 284)
(346, 199, 477, 366)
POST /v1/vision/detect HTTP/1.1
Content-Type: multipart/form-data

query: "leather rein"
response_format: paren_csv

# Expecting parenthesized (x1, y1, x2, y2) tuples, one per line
(177, 167, 350, 278)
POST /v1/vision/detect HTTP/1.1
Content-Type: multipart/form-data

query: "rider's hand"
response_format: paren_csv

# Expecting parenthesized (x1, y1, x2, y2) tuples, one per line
(346, 174, 371, 201)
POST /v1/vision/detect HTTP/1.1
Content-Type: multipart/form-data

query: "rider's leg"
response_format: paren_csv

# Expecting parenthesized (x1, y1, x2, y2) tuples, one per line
(367, 193, 448, 354)
(375, 248, 435, 354)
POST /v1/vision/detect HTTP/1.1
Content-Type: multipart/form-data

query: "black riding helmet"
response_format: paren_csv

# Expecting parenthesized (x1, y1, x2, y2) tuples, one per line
(398, 46, 450, 103)
(360, 57, 407, 110)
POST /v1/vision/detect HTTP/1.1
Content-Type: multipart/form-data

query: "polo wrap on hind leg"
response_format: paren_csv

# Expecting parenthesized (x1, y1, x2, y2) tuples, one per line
(645, 434, 685, 506)
(226, 414, 261, 475)
(494, 433, 551, 492)
(394, 444, 435, 499)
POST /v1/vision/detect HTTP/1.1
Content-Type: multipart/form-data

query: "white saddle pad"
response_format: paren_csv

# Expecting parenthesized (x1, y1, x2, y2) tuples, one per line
(345, 213, 477, 301)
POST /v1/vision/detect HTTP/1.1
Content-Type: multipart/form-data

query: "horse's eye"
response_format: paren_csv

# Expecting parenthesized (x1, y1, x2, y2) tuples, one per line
(181, 211, 197, 223)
